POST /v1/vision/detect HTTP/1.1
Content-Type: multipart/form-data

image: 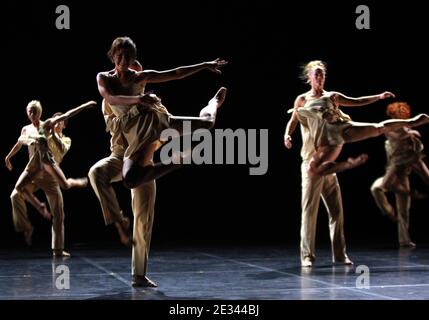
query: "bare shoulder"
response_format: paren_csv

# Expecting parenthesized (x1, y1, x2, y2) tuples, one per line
(21, 125, 29, 135)
(97, 71, 113, 83)
(294, 93, 307, 108)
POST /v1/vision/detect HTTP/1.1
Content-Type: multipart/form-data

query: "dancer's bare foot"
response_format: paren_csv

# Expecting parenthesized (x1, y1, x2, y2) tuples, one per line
(199, 87, 227, 122)
(346, 153, 368, 169)
(132, 275, 158, 288)
(400, 241, 416, 248)
(115, 217, 134, 247)
(53, 250, 71, 258)
(67, 177, 88, 188)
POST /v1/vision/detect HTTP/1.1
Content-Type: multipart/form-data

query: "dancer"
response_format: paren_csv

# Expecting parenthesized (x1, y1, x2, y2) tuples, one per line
(284, 60, 352, 267)
(286, 61, 429, 177)
(89, 60, 143, 247)
(7, 100, 95, 218)
(96, 37, 227, 190)
(4, 100, 92, 256)
(371, 101, 429, 248)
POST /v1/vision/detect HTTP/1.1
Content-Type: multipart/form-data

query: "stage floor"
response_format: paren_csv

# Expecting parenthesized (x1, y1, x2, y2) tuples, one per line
(1, 244, 429, 300)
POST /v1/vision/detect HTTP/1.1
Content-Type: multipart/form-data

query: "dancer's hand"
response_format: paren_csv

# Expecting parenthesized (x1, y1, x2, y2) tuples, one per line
(139, 93, 160, 107)
(5, 156, 12, 171)
(379, 91, 395, 100)
(284, 135, 293, 149)
(206, 58, 228, 74)
(407, 129, 421, 137)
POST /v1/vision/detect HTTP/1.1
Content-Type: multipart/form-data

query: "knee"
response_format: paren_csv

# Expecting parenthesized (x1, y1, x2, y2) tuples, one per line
(88, 165, 102, 184)
(307, 160, 319, 177)
(370, 180, 384, 194)
(11, 188, 20, 200)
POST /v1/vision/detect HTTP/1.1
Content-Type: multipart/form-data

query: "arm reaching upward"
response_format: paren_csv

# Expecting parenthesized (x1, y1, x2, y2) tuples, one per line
(44, 101, 97, 131)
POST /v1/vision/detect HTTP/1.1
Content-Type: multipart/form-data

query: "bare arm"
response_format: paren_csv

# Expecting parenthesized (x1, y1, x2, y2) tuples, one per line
(49, 101, 97, 127)
(333, 91, 395, 107)
(5, 127, 26, 170)
(284, 96, 305, 149)
(97, 73, 157, 108)
(141, 58, 228, 84)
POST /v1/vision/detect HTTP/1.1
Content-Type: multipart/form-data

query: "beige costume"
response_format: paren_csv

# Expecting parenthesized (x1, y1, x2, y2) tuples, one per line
(295, 103, 350, 264)
(88, 99, 157, 277)
(11, 123, 70, 250)
(371, 127, 425, 245)
(297, 95, 352, 148)
(106, 80, 170, 162)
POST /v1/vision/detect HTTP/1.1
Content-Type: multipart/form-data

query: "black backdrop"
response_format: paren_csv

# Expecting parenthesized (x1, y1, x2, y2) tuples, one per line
(1, 0, 428, 250)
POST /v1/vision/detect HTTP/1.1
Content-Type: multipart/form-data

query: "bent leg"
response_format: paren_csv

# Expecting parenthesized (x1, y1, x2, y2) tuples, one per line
(308, 145, 368, 176)
(15, 170, 51, 219)
(44, 163, 87, 190)
(370, 177, 397, 221)
(343, 114, 429, 143)
(88, 155, 125, 225)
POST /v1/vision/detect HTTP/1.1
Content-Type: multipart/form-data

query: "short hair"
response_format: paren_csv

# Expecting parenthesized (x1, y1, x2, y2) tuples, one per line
(107, 37, 137, 63)
(26, 100, 42, 115)
(386, 102, 411, 119)
(52, 112, 68, 128)
(300, 60, 327, 83)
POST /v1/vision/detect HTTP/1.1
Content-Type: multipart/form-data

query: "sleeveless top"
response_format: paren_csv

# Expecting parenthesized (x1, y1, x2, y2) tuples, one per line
(296, 95, 352, 149)
(107, 73, 171, 161)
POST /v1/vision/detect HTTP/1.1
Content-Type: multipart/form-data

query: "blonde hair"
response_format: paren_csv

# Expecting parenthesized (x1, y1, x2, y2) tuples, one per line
(300, 60, 327, 83)
(26, 100, 42, 115)
(386, 101, 411, 119)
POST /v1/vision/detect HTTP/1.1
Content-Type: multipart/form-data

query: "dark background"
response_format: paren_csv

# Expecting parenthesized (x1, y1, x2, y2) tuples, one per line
(1, 0, 428, 251)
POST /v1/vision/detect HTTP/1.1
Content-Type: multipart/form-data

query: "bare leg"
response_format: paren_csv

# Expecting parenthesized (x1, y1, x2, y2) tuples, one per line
(15, 170, 51, 220)
(43, 163, 88, 190)
(308, 145, 368, 176)
(123, 87, 227, 189)
(169, 87, 228, 133)
(344, 114, 429, 143)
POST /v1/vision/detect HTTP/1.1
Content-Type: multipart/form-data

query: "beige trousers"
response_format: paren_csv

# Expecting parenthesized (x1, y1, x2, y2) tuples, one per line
(88, 154, 156, 276)
(11, 170, 65, 250)
(300, 160, 348, 263)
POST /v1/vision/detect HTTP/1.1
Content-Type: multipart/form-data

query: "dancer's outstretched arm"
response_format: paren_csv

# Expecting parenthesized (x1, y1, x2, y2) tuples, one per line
(141, 58, 227, 83)
(49, 101, 97, 126)
(332, 91, 395, 107)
